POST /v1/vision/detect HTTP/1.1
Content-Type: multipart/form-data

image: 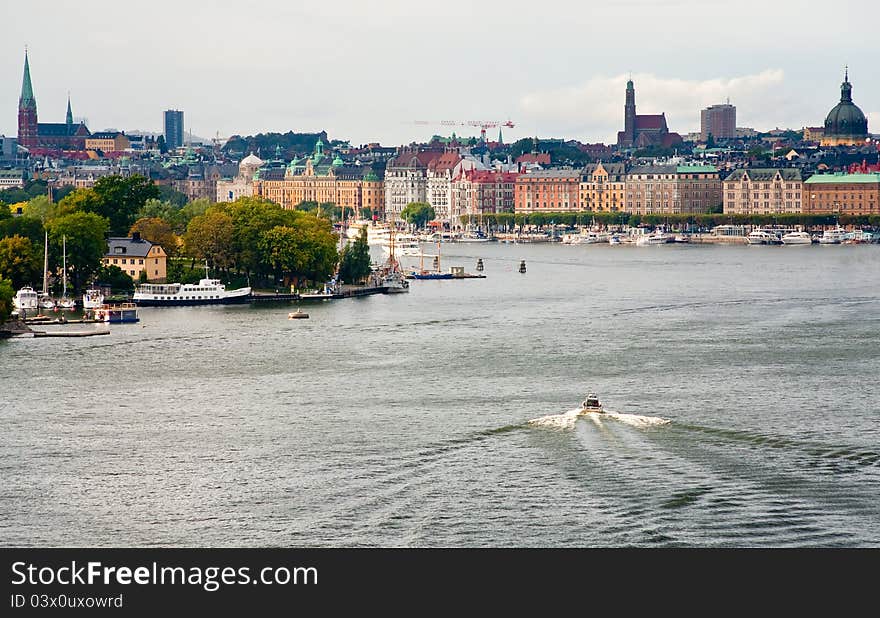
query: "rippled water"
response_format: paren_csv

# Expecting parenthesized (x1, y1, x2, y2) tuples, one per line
(2, 243, 879, 547)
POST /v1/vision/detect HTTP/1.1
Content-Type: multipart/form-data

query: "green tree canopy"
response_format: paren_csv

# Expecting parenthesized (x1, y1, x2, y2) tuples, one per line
(0, 216, 44, 247)
(130, 217, 179, 257)
(257, 217, 338, 287)
(0, 235, 42, 290)
(184, 210, 235, 270)
(401, 202, 436, 228)
(94, 264, 135, 294)
(85, 175, 160, 236)
(338, 227, 371, 284)
(46, 212, 109, 294)
(0, 276, 14, 323)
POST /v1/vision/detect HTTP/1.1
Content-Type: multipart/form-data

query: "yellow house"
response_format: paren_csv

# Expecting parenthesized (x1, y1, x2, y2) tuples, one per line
(102, 233, 167, 281)
(85, 131, 131, 153)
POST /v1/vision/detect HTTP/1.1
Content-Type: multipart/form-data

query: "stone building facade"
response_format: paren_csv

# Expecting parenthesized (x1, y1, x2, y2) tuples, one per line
(722, 168, 803, 215)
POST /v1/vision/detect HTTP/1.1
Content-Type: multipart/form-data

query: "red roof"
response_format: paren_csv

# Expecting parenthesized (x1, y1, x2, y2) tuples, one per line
(634, 114, 667, 130)
(428, 151, 462, 172)
(515, 153, 550, 165)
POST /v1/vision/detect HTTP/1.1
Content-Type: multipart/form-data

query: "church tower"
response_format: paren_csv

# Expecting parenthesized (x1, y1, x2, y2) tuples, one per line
(18, 50, 39, 149)
(622, 79, 636, 147)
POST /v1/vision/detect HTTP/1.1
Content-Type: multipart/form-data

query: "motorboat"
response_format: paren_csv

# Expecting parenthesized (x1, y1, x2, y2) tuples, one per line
(819, 227, 846, 245)
(746, 229, 782, 245)
(581, 393, 604, 413)
(288, 309, 309, 319)
(381, 270, 410, 292)
(38, 294, 56, 310)
(13, 286, 40, 314)
(636, 231, 672, 246)
(608, 234, 622, 245)
(781, 231, 813, 245)
(82, 288, 105, 310)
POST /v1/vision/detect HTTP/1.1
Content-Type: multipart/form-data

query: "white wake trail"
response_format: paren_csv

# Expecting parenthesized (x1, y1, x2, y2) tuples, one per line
(526, 408, 670, 430)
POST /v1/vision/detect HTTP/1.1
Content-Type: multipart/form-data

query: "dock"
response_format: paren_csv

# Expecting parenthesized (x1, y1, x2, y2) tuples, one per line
(33, 329, 110, 337)
(251, 285, 390, 302)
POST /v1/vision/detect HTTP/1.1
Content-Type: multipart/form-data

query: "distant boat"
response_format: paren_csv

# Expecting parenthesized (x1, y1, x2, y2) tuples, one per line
(57, 235, 76, 310)
(818, 227, 846, 245)
(636, 231, 672, 245)
(781, 231, 812, 245)
(581, 392, 604, 413)
(746, 229, 782, 245)
(132, 262, 251, 306)
(288, 309, 309, 319)
(93, 303, 139, 323)
(82, 288, 105, 310)
(608, 234, 622, 245)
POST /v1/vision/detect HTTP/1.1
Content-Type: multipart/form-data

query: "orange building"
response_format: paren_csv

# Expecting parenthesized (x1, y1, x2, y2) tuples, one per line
(102, 234, 167, 281)
(804, 173, 880, 214)
(514, 170, 581, 213)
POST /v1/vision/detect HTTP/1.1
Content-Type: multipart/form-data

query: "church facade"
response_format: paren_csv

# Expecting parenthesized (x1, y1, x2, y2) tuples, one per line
(616, 79, 682, 149)
(17, 51, 90, 152)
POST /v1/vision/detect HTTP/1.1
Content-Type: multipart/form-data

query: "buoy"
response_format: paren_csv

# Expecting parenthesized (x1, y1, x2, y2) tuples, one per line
(476, 258, 484, 272)
(519, 260, 527, 273)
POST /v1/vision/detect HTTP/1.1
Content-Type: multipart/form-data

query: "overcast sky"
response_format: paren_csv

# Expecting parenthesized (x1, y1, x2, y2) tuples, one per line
(4, 0, 878, 146)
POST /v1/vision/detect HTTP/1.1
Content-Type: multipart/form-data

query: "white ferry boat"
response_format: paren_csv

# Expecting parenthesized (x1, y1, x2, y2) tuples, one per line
(818, 227, 846, 245)
(132, 267, 251, 306)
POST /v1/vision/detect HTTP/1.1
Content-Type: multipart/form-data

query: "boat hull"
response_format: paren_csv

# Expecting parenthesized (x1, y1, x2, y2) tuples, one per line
(133, 294, 252, 307)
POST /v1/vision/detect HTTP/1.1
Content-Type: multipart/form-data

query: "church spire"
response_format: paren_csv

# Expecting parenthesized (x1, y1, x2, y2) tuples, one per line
(66, 93, 73, 127)
(20, 49, 36, 110)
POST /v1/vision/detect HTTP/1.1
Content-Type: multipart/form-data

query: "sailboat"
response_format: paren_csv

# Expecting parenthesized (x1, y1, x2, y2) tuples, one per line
(38, 230, 55, 310)
(379, 225, 410, 292)
(57, 235, 76, 309)
(412, 241, 453, 279)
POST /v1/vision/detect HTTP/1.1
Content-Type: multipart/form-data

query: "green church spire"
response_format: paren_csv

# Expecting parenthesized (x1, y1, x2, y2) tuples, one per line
(20, 49, 36, 110)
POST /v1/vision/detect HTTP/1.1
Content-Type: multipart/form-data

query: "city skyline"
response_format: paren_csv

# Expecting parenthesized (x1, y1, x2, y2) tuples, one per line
(4, 0, 878, 146)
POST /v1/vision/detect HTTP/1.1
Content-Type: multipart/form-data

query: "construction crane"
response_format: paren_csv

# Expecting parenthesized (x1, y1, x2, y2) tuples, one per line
(412, 119, 514, 142)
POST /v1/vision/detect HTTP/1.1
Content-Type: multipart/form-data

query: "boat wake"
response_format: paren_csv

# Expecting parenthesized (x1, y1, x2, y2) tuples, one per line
(526, 408, 670, 430)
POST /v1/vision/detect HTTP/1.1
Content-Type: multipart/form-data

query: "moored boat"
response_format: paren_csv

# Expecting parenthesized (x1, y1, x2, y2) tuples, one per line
(93, 303, 139, 323)
(781, 231, 813, 245)
(132, 263, 251, 306)
(818, 227, 846, 245)
(13, 286, 40, 314)
(746, 229, 782, 245)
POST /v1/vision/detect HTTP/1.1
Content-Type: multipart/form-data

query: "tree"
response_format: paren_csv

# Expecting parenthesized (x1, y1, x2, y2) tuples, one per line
(87, 175, 160, 236)
(0, 277, 14, 323)
(184, 210, 234, 270)
(129, 217, 179, 257)
(22, 195, 58, 221)
(157, 134, 168, 154)
(0, 216, 44, 247)
(257, 218, 338, 288)
(46, 212, 109, 294)
(94, 264, 135, 294)
(401, 202, 436, 228)
(179, 198, 212, 229)
(219, 197, 290, 277)
(0, 235, 42, 290)
(56, 187, 102, 218)
(338, 227, 371, 284)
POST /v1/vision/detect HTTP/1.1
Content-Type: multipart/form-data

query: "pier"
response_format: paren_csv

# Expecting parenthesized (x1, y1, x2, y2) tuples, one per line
(250, 284, 390, 302)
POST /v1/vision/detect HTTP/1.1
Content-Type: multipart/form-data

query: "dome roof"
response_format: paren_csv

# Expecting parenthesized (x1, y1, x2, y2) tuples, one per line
(824, 71, 868, 138)
(240, 152, 263, 167)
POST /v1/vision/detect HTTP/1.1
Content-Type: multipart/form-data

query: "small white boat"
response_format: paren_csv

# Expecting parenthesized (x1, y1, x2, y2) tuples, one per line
(39, 294, 56, 310)
(13, 286, 40, 313)
(746, 229, 782, 245)
(288, 309, 309, 319)
(636, 231, 671, 246)
(581, 393, 604, 413)
(82, 288, 105, 310)
(382, 270, 410, 293)
(819, 227, 846, 245)
(781, 231, 812, 245)
(608, 234, 621, 245)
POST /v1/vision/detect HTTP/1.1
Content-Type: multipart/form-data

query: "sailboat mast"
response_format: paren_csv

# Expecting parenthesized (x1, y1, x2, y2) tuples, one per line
(62, 235, 67, 297)
(43, 229, 49, 295)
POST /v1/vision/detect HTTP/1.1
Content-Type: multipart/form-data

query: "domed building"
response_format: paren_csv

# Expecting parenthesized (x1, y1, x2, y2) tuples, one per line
(821, 69, 869, 147)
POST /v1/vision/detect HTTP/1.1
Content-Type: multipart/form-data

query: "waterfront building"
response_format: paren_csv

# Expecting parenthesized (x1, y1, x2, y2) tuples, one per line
(700, 102, 736, 142)
(820, 69, 869, 147)
(451, 169, 518, 221)
(514, 169, 581, 213)
(383, 147, 444, 221)
(625, 165, 721, 215)
(616, 79, 682, 149)
(254, 139, 384, 216)
(102, 234, 167, 281)
(426, 151, 462, 224)
(85, 132, 131, 154)
(722, 168, 803, 215)
(579, 163, 627, 212)
(804, 173, 880, 215)
(164, 110, 185, 149)
(17, 50, 90, 152)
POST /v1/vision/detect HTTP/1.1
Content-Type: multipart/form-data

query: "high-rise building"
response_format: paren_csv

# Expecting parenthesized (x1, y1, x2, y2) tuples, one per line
(164, 109, 184, 149)
(700, 102, 736, 142)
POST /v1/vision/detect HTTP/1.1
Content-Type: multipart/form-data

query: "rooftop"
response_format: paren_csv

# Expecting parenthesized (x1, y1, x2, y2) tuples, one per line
(805, 172, 880, 184)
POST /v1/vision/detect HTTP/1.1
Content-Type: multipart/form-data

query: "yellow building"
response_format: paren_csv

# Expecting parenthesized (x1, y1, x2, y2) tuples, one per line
(102, 234, 167, 281)
(85, 131, 131, 153)
(254, 139, 384, 217)
(579, 162, 627, 212)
